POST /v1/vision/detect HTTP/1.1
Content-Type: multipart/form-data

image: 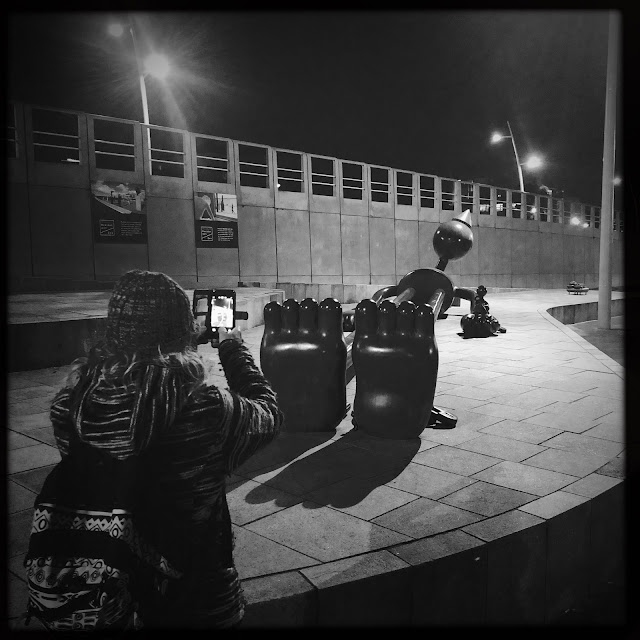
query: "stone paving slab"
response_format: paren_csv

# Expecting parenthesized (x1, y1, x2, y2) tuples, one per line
(5, 288, 627, 626)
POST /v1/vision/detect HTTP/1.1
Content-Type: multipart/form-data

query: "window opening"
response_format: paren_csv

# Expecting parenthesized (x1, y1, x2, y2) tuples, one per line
(32, 108, 80, 164)
(342, 162, 363, 200)
(150, 129, 184, 178)
(311, 157, 335, 196)
(396, 171, 413, 206)
(196, 137, 228, 183)
(239, 144, 269, 188)
(419, 175, 435, 208)
(94, 119, 135, 172)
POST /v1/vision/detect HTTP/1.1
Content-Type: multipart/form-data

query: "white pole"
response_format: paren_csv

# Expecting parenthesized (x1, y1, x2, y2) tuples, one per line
(507, 120, 525, 193)
(597, 11, 620, 329)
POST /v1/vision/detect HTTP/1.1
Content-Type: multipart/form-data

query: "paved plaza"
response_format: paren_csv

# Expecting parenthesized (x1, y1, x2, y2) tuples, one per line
(6, 288, 628, 627)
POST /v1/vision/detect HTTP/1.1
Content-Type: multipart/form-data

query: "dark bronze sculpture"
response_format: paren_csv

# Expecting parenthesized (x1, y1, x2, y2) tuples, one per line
(260, 298, 347, 433)
(460, 285, 507, 338)
(351, 299, 439, 439)
(567, 280, 589, 295)
(260, 209, 503, 436)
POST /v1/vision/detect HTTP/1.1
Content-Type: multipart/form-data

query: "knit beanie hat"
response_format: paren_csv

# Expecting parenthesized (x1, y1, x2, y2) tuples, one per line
(105, 270, 195, 355)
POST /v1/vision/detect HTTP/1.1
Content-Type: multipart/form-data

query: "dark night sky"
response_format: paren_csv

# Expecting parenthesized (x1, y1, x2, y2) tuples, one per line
(7, 10, 629, 206)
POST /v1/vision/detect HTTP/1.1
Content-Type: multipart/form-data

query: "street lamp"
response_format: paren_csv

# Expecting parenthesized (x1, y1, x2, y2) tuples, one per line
(108, 17, 171, 126)
(490, 121, 543, 192)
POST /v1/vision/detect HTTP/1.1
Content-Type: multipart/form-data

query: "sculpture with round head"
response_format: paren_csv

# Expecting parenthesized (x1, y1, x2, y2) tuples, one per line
(432, 209, 473, 271)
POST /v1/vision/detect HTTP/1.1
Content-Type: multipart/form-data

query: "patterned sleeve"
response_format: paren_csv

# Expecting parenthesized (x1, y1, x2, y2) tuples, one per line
(215, 339, 283, 473)
(50, 390, 73, 458)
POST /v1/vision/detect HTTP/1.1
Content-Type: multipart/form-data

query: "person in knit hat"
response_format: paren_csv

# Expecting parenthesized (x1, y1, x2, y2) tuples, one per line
(49, 270, 283, 628)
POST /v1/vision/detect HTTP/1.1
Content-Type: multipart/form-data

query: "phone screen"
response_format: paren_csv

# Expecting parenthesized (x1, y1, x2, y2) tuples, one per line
(210, 295, 235, 329)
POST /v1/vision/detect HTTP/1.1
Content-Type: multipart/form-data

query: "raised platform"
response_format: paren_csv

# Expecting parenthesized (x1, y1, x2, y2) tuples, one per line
(7, 289, 628, 627)
(7, 288, 284, 372)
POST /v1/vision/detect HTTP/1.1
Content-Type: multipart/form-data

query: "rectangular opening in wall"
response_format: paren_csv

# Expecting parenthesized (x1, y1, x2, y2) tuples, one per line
(32, 108, 80, 164)
(563, 201, 571, 225)
(370, 167, 389, 203)
(94, 119, 135, 172)
(496, 188, 507, 216)
(150, 129, 184, 178)
(239, 143, 269, 188)
(525, 193, 537, 220)
(7, 103, 18, 159)
(539, 196, 549, 222)
(552, 198, 561, 223)
(511, 191, 522, 218)
(196, 137, 228, 183)
(441, 179, 455, 211)
(584, 205, 591, 227)
(461, 182, 473, 213)
(342, 162, 363, 200)
(619, 211, 624, 232)
(419, 175, 435, 208)
(311, 156, 334, 196)
(613, 210, 618, 231)
(396, 171, 413, 206)
(478, 186, 491, 214)
(277, 150, 303, 193)
(594, 207, 600, 229)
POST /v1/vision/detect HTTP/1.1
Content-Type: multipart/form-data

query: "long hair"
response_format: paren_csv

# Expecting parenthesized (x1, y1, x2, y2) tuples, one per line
(60, 339, 207, 454)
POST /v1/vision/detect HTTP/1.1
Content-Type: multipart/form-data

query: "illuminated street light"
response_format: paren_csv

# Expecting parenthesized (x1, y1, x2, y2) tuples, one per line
(144, 52, 171, 80)
(613, 176, 622, 186)
(522, 154, 543, 170)
(107, 23, 124, 38)
(108, 18, 171, 126)
(491, 121, 544, 193)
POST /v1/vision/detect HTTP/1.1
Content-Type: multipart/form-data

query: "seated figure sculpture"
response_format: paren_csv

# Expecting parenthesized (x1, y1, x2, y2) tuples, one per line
(260, 298, 347, 433)
(352, 299, 439, 439)
(460, 285, 507, 338)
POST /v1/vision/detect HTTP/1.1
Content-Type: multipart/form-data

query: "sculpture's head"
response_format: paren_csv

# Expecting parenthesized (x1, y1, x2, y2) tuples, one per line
(477, 285, 487, 297)
(432, 209, 473, 263)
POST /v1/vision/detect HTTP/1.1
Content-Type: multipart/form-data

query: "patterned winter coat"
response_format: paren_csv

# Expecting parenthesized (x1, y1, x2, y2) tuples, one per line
(49, 340, 283, 628)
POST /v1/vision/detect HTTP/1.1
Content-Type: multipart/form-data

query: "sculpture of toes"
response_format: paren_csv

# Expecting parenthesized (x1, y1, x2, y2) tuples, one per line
(260, 298, 347, 433)
(352, 299, 439, 439)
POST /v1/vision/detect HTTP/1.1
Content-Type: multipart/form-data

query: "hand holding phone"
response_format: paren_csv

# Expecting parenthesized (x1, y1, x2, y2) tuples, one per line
(218, 327, 243, 343)
(192, 289, 238, 348)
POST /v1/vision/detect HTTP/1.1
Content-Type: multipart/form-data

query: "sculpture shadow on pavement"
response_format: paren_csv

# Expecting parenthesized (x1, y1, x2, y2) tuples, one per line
(237, 430, 420, 511)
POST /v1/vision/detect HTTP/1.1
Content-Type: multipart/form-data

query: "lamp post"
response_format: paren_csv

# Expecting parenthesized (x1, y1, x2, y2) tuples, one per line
(491, 121, 544, 193)
(108, 17, 171, 126)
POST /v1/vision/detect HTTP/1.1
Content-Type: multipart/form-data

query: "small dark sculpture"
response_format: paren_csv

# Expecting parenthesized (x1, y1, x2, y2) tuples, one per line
(460, 285, 507, 338)
(567, 280, 589, 295)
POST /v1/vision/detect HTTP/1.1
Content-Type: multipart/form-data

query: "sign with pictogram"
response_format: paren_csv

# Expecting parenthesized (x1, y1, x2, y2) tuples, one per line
(91, 180, 147, 244)
(194, 191, 239, 248)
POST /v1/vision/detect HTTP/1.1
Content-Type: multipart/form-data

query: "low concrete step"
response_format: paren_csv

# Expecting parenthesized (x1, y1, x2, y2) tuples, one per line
(7, 289, 283, 372)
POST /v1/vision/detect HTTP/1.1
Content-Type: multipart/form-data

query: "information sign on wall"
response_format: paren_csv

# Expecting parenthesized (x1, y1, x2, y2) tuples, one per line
(194, 192, 239, 248)
(91, 180, 147, 244)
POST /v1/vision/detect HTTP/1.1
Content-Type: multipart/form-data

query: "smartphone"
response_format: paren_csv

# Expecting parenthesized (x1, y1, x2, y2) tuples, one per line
(210, 289, 236, 333)
(192, 289, 237, 346)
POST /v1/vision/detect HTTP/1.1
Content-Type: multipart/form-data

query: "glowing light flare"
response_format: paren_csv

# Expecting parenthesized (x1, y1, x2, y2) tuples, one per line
(490, 132, 504, 144)
(522, 154, 543, 170)
(613, 176, 622, 186)
(108, 23, 125, 38)
(570, 216, 582, 226)
(144, 53, 171, 80)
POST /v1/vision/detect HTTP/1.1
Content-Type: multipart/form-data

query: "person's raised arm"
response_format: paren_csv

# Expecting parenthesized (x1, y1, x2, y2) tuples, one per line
(216, 328, 283, 473)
